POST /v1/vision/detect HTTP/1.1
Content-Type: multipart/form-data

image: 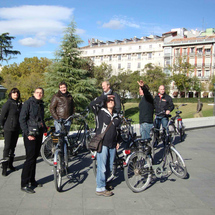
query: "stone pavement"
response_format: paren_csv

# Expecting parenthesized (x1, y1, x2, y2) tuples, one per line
(0, 127, 215, 215)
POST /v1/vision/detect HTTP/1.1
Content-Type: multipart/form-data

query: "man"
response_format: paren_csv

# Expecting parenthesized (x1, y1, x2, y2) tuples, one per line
(50, 81, 75, 132)
(137, 80, 154, 140)
(154, 85, 174, 145)
(19, 87, 46, 194)
(101, 81, 121, 114)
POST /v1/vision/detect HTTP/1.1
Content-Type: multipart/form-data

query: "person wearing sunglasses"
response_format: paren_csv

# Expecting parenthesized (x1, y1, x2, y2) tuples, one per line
(90, 94, 121, 197)
(0, 88, 22, 176)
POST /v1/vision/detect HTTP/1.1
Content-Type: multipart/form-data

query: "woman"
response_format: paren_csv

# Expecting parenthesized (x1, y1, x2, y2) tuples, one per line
(19, 87, 46, 194)
(90, 94, 120, 197)
(0, 88, 22, 176)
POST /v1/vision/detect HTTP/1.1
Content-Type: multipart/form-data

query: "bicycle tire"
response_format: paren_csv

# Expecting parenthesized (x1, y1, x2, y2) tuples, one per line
(179, 121, 185, 142)
(124, 151, 152, 193)
(92, 156, 116, 183)
(40, 136, 56, 166)
(168, 124, 176, 143)
(167, 146, 187, 179)
(53, 153, 62, 192)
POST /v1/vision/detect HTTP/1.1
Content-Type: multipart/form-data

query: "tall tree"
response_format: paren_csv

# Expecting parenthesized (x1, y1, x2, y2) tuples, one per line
(143, 63, 170, 95)
(0, 57, 52, 100)
(44, 20, 98, 111)
(0, 33, 21, 64)
(170, 56, 195, 97)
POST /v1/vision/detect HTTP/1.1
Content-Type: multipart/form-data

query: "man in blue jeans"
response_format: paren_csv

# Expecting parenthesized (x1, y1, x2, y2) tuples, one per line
(137, 80, 154, 140)
(154, 85, 174, 146)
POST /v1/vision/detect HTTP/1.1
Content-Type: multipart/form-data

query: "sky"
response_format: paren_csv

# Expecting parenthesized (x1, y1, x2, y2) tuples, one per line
(0, 0, 215, 66)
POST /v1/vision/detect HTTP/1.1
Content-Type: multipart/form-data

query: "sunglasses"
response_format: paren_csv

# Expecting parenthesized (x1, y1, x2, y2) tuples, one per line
(107, 99, 115, 102)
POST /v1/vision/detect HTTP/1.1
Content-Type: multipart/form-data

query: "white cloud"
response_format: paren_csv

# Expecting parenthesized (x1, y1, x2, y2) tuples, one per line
(0, 5, 77, 47)
(76, 28, 86, 35)
(102, 20, 124, 29)
(19, 37, 46, 47)
(102, 16, 140, 30)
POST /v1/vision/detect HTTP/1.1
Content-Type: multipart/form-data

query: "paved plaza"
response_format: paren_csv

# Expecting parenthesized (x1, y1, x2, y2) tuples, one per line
(0, 127, 215, 215)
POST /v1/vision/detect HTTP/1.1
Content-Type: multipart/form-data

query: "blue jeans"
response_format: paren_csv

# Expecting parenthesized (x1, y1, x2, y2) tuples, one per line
(54, 120, 71, 133)
(140, 123, 153, 140)
(155, 117, 169, 133)
(96, 145, 116, 192)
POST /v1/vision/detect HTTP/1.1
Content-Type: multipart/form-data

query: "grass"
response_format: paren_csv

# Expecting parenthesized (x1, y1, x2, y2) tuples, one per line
(123, 102, 214, 124)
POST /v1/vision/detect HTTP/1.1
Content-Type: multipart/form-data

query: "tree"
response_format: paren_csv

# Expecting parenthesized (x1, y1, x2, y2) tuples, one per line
(0, 33, 21, 64)
(170, 56, 195, 97)
(44, 20, 99, 111)
(0, 57, 52, 100)
(142, 63, 170, 95)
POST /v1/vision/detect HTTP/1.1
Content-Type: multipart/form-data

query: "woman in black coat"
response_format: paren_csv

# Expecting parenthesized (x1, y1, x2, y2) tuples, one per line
(0, 88, 22, 176)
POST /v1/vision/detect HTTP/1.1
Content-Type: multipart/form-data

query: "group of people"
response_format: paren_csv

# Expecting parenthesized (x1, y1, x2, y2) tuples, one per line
(0, 79, 174, 196)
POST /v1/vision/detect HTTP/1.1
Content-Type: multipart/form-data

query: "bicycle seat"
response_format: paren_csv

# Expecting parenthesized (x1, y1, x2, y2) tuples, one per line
(176, 111, 182, 114)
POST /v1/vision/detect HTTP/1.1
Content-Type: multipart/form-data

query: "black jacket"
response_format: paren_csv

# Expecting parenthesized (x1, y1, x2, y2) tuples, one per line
(19, 96, 45, 136)
(102, 89, 121, 114)
(90, 95, 121, 148)
(0, 98, 22, 131)
(154, 93, 174, 117)
(139, 86, 154, 124)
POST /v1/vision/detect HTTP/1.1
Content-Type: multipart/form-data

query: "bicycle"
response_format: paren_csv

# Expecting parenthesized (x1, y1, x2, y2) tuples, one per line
(40, 108, 93, 166)
(123, 116, 187, 193)
(169, 104, 187, 142)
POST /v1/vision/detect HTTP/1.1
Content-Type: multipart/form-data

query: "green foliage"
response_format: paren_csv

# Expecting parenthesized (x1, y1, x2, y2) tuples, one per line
(0, 33, 21, 64)
(142, 63, 170, 95)
(0, 57, 52, 100)
(44, 20, 99, 112)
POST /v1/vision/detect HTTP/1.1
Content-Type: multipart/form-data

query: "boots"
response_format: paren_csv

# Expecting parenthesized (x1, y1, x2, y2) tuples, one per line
(2, 161, 8, 176)
(8, 156, 17, 171)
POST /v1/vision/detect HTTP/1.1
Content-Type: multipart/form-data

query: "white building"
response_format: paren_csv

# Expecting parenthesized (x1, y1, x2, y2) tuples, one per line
(80, 36, 164, 76)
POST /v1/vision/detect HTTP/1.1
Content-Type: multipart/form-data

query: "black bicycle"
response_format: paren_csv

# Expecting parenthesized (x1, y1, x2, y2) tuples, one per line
(40, 108, 93, 166)
(123, 117, 187, 193)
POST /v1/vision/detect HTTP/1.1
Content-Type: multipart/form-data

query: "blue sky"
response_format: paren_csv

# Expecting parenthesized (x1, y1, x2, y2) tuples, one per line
(0, 0, 215, 65)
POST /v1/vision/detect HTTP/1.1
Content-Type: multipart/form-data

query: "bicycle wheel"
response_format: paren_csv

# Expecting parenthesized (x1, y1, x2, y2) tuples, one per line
(92, 156, 116, 183)
(124, 151, 152, 193)
(40, 136, 56, 166)
(167, 146, 187, 179)
(53, 153, 62, 192)
(179, 121, 185, 142)
(168, 124, 176, 143)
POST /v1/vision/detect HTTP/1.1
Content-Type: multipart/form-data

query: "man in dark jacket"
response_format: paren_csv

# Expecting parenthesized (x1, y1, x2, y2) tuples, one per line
(50, 81, 74, 132)
(19, 87, 46, 194)
(137, 80, 154, 140)
(101, 81, 121, 114)
(154, 85, 174, 145)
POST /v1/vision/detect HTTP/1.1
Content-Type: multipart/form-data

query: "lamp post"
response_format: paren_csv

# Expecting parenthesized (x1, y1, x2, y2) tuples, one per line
(213, 83, 215, 116)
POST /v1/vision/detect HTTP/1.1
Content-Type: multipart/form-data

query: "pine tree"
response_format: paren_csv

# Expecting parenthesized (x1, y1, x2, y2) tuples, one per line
(0, 33, 21, 64)
(44, 20, 98, 111)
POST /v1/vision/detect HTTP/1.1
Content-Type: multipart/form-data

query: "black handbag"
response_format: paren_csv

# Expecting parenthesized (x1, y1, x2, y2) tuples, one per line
(88, 120, 113, 153)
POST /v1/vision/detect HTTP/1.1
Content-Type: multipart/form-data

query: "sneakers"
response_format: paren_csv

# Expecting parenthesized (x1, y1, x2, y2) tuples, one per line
(96, 190, 114, 197)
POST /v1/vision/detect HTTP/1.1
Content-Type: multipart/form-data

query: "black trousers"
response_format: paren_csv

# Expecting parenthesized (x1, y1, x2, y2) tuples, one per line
(21, 134, 43, 187)
(3, 130, 19, 159)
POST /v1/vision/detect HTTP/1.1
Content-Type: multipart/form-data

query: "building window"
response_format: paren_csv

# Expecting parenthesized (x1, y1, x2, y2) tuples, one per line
(137, 62, 141, 68)
(119, 47, 122, 51)
(101, 49, 104, 53)
(190, 47, 195, 53)
(197, 48, 202, 53)
(149, 44, 152, 49)
(137, 53, 141, 59)
(198, 70, 202, 77)
(110, 48, 112, 52)
(139, 46, 141, 49)
(148, 53, 152, 59)
(109, 55, 112, 61)
(127, 63, 131, 69)
(175, 49, 180, 55)
(93, 50, 96, 54)
(118, 64, 121, 69)
(128, 54, 131, 60)
(101, 56, 103, 61)
(205, 48, 211, 53)
(205, 70, 210, 77)
(165, 60, 170, 66)
(118, 54, 121, 60)
(91, 57, 95, 61)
